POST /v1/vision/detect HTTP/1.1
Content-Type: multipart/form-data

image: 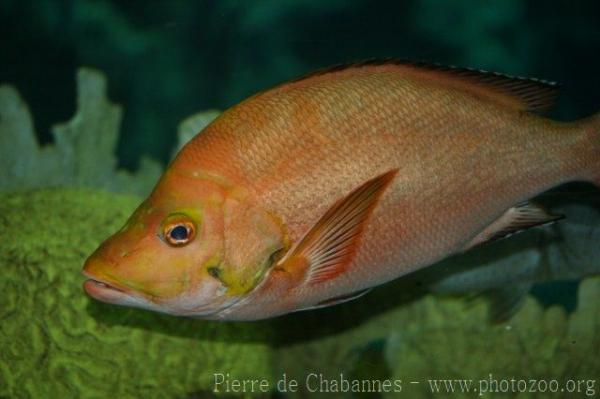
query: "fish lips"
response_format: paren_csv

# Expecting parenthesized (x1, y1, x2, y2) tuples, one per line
(82, 266, 148, 308)
(83, 277, 162, 312)
(83, 277, 131, 305)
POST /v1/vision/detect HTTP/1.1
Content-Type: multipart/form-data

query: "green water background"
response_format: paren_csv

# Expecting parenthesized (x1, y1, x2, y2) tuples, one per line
(2, 0, 599, 170)
(1, 2, 600, 397)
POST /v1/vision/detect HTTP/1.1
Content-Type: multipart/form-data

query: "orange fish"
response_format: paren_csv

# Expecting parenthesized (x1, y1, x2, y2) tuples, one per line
(82, 60, 600, 320)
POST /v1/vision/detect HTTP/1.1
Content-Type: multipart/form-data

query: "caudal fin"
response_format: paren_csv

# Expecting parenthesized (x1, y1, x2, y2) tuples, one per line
(581, 111, 600, 187)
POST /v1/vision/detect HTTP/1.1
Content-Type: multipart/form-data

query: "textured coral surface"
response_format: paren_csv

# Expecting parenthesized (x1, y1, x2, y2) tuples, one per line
(0, 189, 275, 398)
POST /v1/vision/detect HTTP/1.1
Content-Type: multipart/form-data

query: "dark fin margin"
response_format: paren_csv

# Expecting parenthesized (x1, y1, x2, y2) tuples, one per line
(290, 58, 560, 113)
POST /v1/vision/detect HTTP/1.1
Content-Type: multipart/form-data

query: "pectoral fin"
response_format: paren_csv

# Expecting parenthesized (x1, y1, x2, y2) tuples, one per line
(463, 202, 563, 251)
(278, 169, 398, 285)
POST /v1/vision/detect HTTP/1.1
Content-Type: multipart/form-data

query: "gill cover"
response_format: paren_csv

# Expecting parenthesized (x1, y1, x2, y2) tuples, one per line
(218, 196, 288, 296)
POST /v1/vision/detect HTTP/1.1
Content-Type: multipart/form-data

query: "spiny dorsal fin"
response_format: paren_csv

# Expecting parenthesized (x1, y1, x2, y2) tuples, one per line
(277, 169, 398, 285)
(292, 59, 560, 113)
(464, 201, 564, 251)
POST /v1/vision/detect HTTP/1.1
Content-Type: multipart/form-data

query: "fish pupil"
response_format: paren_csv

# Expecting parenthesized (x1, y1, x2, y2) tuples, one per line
(170, 225, 188, 241)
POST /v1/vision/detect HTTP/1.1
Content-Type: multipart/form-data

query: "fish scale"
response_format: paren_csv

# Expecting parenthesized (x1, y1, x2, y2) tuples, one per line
(83, 61, 600, 320)
(187, 66, 593, 314)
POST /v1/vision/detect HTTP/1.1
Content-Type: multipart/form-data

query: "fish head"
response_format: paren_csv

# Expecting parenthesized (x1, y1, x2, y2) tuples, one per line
(82, 170, 287, 317)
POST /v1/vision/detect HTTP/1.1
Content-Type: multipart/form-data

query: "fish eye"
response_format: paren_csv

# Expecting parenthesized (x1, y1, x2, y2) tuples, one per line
(164, 221, 195, 247)
(170, 225, 188, 240)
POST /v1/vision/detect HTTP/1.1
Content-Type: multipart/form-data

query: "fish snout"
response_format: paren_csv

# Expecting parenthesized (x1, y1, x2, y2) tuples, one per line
(82, 255, 111, 281)
(82, 232, 139, 279)
(82, 252, 135, 305)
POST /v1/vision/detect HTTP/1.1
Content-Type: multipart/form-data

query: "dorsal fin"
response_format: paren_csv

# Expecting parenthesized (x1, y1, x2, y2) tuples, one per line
(291, 59, 560, 113)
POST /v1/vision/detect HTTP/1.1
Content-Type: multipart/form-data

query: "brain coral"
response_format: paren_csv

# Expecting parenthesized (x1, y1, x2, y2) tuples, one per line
(0, 189, 275, 398)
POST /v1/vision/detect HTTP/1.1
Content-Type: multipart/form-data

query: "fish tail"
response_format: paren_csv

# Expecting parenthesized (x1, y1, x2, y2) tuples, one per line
(581, 111, 600, 187)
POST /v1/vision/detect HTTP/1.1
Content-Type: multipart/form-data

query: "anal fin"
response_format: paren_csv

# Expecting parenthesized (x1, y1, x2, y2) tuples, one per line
(477, 283, 533, 323)
(463, 202, 563, 251)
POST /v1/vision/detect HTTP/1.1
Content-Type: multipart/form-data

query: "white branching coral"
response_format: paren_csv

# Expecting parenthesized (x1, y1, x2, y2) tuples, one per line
(0, 68, 161, 195)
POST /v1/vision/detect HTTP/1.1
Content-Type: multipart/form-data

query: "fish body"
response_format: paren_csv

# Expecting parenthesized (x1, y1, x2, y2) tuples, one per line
(83, 61, 600, 320)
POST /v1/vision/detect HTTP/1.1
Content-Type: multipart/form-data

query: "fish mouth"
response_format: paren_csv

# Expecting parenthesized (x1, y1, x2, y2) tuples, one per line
(82, 272, 135, 305)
